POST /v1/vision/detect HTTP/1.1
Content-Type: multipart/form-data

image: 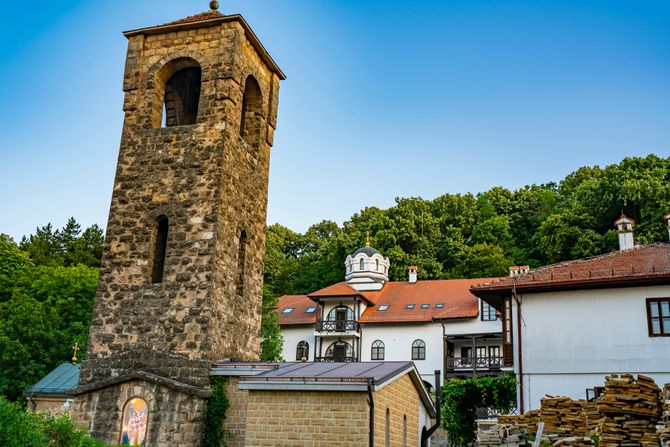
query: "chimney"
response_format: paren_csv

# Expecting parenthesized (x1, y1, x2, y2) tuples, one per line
(664, 212, 670, 243)
(509, 265, 529, 277)
(614, 213, 635, 251)
(408, 266, 418, 284)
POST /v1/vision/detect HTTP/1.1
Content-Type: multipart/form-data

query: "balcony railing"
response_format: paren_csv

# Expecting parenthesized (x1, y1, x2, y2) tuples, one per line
(315, 356, 357, 363)
(315, 320, 360, 332)
(446, 356, 503, 370)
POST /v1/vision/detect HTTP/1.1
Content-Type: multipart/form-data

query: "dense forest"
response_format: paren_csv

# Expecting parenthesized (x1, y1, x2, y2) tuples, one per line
(1, 155, 668, 402)
(264, 155, 670, 296)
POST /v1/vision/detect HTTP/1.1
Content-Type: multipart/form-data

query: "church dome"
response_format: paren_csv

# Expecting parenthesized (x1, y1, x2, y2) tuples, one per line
(344, 238, 390, 291)
(352, 246, 381, 257)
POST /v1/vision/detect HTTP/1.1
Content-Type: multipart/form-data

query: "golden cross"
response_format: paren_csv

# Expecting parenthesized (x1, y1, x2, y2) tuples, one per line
(365, 232, 371, 247)
(72, 343, 80, 365)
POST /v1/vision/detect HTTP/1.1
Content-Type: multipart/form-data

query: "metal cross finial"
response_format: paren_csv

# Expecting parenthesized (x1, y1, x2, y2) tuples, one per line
(365, 232, 371, 247)
(72, 343, 80, 365)
(209, 1, 220, 11)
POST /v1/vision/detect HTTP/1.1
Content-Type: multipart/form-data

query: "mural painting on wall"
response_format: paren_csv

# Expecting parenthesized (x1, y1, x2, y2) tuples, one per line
(120, 397, 148, 446)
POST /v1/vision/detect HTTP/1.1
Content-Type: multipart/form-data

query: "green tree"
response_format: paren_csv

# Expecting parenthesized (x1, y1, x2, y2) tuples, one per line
(259, 286, 283, 362)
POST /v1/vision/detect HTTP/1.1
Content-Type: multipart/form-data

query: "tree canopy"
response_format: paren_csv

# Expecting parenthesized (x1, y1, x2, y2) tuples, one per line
(264, 155, 670, 296)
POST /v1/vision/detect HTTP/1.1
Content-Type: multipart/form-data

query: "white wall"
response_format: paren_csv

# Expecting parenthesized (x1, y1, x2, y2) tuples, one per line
(512, 285, 670, 410)
(442, 313, 502, 336)
(280, 326, 314, 362)
(361, 323, 443, 387)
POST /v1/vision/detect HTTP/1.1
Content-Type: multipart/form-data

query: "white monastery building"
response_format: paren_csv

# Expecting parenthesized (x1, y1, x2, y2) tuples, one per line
(472, 214, 670, 412)
(277, 241, 504, 387)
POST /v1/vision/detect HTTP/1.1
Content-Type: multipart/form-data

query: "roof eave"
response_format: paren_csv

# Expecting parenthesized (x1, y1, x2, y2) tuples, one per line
(123, 14, 286, 80)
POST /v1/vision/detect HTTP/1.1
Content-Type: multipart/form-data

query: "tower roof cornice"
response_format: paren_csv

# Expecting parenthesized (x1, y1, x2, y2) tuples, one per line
(123, 13, 286, 80)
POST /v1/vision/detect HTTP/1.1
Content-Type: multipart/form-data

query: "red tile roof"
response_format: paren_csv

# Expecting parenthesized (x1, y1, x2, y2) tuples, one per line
(359, 279, 493, 323)
(163, 10, 224, 26)
(472, 243, 670, 296)
(307, 282, 364, 299)
(277, 295, 317, 326)
(278, 278, 494, 325)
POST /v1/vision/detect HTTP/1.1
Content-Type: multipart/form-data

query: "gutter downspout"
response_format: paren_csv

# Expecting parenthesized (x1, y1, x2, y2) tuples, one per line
(368, 379, 375, 447)
(421, 370, 442, 447)
(513, 281, 524, 414)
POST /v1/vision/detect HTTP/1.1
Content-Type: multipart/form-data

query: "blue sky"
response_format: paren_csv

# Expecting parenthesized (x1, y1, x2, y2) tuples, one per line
(1, 0, 669, 241)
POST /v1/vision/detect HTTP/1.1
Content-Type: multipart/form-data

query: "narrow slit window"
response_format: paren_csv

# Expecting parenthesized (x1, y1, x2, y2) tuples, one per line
(360, 258, 365, 270)
(236, 231, 248, 296)
(151, 216, 169, 283)
(239, 76, 263, 148)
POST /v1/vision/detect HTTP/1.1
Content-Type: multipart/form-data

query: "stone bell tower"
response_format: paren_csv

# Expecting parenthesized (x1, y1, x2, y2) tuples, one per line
(72, 3, 284, 445)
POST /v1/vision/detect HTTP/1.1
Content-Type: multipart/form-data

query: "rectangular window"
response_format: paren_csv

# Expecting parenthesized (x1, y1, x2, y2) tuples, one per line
(421, 303, 430, 309)
(406, 304, 415, 310)
(304, 307, 316, 313)
(282, 308, 294, 314)
(481, 300, 497, 321)
(475, 346, 487, 359)
(435, 303, 444, 309)
(489, 346, 500, 358)
(377, 304, 389, 312)
(647, 298, 670, 336)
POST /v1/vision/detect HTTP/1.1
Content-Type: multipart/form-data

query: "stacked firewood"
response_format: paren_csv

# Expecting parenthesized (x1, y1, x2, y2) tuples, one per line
(497, 409, 540, 435)
(658, 384, 670, 447)
(596, 374, 661, 447)
(552, 436, 595, 447)
(479, 424, 527, 447)
(581, 400, 602, 433)
(540, 396, 589, 437)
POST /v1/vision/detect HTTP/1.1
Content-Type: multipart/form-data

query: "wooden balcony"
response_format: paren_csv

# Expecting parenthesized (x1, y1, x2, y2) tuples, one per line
(315, 320, 360, 333)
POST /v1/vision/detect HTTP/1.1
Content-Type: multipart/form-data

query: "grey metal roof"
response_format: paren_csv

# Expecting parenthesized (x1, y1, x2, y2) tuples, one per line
(239, 361, 414, 385)
(25, 363, 80, 397)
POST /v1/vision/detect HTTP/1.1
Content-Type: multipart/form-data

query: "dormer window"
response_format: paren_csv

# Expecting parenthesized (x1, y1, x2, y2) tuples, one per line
(405, 304, 415, 310)
(282, 308, 294, 314)
(377, 305, 389, 312)
(305, 307, 316, 314)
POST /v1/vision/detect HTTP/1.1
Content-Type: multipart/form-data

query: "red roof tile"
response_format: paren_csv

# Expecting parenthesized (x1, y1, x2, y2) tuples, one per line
(308, 282, 363, 299)
(359, 278, 494, 323)
(277, 295, 318, 326)
(472, 243, 670, 295)
(163, 11, 224, 26)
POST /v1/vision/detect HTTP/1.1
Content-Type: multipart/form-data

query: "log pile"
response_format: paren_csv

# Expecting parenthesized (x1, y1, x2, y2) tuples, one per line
(540, 396, 589, 437)
(658, 384, 670, 447)
(479, 424, 527, 447)
(552, 436, 595, 447)
(595, 374, 661, 447)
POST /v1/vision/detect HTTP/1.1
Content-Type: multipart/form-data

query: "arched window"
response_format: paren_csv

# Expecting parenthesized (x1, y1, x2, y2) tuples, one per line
(403, 415, 407, 447)
(163, 66, 201, 127)
(120, 397, 148, 445)
(236, 230, 248, 296)
(359, 258, 365, 270)
(296, 341, 309, 361)
(325, 341, 353, 362)
(412, 339, 426, 360)
(371, 340, 385, 360)
(151, 216, 169, 283)
(376, 259, 380, 271)
(385, 408, 391, 447)
(239, 76, 263, 148)
(327, 306, 354, 321)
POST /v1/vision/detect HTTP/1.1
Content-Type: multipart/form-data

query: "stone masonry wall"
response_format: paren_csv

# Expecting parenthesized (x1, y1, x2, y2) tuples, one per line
(71, 379, 206, 447)
(243, 390, 370, 446)
(373, 374, 421, 447)
(75, 14, 281, 447)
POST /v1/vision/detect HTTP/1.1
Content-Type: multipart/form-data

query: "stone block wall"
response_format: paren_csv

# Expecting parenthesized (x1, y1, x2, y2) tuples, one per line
(373, 374, 421, 447)
(71, 379, 207, 447)
(243, 390, 370, 446)
(224, 377, 249, 447)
